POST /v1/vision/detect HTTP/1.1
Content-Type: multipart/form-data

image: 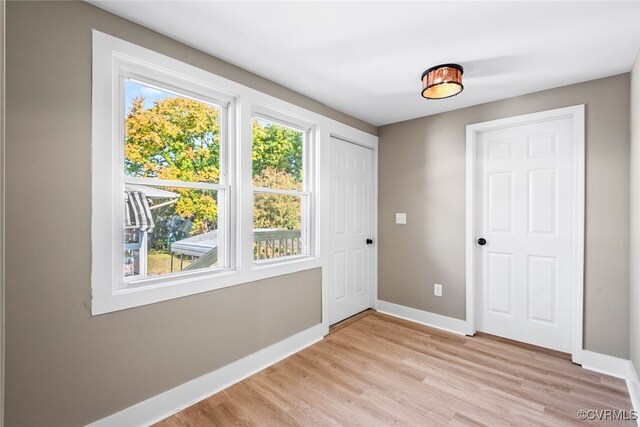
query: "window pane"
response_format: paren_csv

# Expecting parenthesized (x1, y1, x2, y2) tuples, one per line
(252, 117, 303, 191)
(124, 247, 140, 277)
(253, 193, 305, 260)
(124, 80, 222, 184)
(124, 185, 221, 279)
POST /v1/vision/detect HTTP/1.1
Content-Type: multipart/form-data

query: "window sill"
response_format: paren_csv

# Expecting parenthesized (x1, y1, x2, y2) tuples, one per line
(252, 254, 312, 268)
(91, 256, 321, 316)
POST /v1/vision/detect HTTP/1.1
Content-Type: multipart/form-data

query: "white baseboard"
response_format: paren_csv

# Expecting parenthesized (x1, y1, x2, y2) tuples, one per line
(581, 350, 634, 379)
(628, 362, 640, 425)
(581, 351, 640, 425)
(87, 323, 325, 427)
(376, 300, 468, 336)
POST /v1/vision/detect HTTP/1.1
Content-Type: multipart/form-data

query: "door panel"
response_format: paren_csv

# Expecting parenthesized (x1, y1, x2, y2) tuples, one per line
(486, 252, 513, 315)
(528, 168, 557, 234)
(353, 248, 364, 294)
(329, 137, 372, 325)
(334, 179, 347, 235)
(477, 117, 573, 352)
(333, 251, 346, 300)
(527, 255, 556, 324)
(487, 172, 513, 233)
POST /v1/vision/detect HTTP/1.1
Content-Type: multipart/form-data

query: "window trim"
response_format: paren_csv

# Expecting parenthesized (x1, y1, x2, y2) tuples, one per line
(91, 31, 326, 315)
(105, 53, 235, 295)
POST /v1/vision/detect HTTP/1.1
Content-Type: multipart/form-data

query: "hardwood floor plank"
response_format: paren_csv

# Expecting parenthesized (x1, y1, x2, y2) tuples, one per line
(328, 309, 374, 334)
(155, 312, 633, 426)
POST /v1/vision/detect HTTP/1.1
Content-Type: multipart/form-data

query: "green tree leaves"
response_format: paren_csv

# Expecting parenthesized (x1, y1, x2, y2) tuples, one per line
(125, 96, 221, 236)
(125, 94, 304, 240)
(251, 118, 303, 185)
(251, 118, 304, 231)
(125, 97, 221, 183)
(253, 168, 302, 230)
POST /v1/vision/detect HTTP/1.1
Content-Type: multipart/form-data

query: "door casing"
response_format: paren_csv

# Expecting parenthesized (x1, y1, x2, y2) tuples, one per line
(465, 105, 585, 364)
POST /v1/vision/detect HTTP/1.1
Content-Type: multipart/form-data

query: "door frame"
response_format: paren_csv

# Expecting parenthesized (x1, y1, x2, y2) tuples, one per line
(322, 134, 378, 331)
(465, 105, 585, 364)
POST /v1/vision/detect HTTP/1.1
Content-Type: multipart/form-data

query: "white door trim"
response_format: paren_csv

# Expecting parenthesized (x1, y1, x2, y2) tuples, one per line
(465, 105, 585, 364)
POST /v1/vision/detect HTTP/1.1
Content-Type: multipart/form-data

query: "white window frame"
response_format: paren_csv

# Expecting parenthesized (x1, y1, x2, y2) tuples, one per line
(91, 31, 321, 315)
(119, 76, 233, 287)
(250, 107, 315, 264)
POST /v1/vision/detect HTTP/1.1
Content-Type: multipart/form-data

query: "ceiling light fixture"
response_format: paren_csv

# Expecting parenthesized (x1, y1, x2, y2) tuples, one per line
(421, 64, 464, 99)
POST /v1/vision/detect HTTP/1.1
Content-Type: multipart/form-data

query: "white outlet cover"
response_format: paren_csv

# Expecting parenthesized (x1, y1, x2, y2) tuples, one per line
(395, 213, 407, 224)
(434, 284, 443, 297)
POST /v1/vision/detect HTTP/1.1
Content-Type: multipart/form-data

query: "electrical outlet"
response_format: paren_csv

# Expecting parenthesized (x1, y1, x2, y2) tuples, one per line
(434, 284, 443, 297)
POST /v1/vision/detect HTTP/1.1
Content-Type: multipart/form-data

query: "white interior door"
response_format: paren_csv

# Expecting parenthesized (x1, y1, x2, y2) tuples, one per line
(476, 117, 574, 352)
(329, 137, 373, 325)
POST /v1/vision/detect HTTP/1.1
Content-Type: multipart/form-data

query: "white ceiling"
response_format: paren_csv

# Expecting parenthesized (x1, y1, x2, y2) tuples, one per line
(88, 1, 640, 126)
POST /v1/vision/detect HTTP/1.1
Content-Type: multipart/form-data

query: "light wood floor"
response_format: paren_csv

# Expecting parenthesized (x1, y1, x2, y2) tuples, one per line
(157, 312, 634, 426)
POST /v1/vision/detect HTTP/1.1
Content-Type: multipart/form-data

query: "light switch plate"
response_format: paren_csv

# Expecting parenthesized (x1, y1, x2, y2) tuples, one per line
(395, 213, 407, 224)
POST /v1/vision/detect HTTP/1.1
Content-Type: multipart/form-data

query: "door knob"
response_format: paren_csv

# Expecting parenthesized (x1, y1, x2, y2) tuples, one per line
(366, 238, 374, 245)
(477, 238, 487, 246)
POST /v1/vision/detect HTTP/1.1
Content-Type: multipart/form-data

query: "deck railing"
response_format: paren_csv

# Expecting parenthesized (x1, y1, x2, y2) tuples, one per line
(179, 229, 302, 271)
(253, 229, 302, 260)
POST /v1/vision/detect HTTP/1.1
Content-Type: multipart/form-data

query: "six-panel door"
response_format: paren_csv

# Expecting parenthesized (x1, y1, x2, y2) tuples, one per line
(329, 137, 373, 325)
(476, 118, 574, 352)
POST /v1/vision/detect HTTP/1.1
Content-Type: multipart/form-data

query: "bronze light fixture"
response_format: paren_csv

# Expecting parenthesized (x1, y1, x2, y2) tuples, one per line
(421, 64, 464, 99)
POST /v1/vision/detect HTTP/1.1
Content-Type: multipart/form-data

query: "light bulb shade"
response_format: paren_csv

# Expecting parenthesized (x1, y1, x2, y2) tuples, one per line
(421, 64, 464, 99)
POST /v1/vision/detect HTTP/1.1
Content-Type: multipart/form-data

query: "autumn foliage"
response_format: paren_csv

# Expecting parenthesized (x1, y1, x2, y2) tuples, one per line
(125, 94, 303, 243)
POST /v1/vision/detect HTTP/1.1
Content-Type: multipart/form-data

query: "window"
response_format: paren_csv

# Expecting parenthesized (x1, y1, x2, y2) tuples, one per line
(252, 116, 310, 261)
(92, 31, 322, 315)
(121, 79, 228, 282)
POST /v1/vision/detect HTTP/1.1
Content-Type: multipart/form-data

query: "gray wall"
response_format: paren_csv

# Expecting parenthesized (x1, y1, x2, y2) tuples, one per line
(379, 74, 631, 358)
(4, 2, 375, 426)
(630, 52, 640, 372)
